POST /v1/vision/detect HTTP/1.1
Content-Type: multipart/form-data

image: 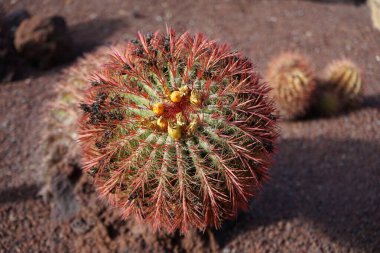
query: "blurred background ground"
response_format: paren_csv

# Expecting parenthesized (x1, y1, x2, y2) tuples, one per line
(0, 0, 379, 252)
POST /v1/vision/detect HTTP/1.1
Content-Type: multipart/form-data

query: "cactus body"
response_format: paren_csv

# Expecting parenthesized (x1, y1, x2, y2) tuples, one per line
(77, 29, 277, 233)
(266, 52, 316, 120)
(319, 59, 363, 115)
(43, 43, 126, 173)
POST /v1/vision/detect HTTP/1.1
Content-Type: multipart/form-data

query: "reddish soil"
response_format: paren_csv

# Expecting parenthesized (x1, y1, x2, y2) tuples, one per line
(1, 0, 379, 252)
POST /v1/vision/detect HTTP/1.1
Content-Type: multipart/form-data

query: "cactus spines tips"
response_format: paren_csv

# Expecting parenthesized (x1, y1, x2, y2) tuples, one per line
(266, 52, 316, 120)
(77, 29, 278, 233)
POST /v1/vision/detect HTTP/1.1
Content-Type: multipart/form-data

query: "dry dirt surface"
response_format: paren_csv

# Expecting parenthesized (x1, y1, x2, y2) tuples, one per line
(1, 0, 379, 252)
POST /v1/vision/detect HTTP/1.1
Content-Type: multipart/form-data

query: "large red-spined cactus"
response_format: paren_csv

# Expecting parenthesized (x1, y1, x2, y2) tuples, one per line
(78, 29, 278, 233)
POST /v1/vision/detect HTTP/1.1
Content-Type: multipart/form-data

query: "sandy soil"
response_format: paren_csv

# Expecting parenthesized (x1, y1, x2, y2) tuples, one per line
(0, 0, 379, 252)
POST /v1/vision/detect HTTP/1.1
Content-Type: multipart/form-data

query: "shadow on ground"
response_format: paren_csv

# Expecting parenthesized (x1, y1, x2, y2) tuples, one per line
(0, 184, 39, 204)
(214, 137, 380, 251)
(307, 0, 366, 5)
(362, 93, 380, 109)
(297, 93, 380, 121)
(70, 17, 125, 55)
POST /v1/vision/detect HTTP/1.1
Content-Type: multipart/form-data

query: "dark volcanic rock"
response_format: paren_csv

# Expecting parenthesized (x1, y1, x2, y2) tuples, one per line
(14, 15, 74, 68)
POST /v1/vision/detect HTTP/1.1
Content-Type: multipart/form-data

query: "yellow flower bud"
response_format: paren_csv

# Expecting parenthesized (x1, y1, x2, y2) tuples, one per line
(157, 117, 168, 130)
(162, 85, 172, 97)
(179, 85, 189, 96)
(170, 91, 182, 103)
(176, 112, 187, 126)
(187, 119, 198, 134)
(168, 123, 182, 140)
(190, 90, 201, 106)
(152, 102, 164, 115)
(145, 120, 157, 129)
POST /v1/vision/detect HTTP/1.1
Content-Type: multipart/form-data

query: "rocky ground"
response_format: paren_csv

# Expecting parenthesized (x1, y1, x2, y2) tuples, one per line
(0, 0, 379, 252)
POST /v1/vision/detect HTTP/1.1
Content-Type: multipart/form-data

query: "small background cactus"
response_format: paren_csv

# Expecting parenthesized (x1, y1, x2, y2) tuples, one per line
(42, 43, 126, 191)
(315, 59, 363, 116)
(77, 29, 278, 233)
(266, 52, 316, 120)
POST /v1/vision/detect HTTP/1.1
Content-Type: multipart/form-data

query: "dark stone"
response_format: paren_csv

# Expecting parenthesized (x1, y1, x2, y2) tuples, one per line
(14, 15, 74, 68)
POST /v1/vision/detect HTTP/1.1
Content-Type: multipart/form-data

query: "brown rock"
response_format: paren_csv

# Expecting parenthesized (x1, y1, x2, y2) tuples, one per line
(14, 15, 73, 68)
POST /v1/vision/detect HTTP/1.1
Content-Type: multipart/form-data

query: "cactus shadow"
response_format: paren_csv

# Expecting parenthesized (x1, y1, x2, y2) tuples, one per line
(0, 184, 39, 204)
(212, 137, 380, 251)
(69, 17, 125, 55)
(306, 0, 366, 5)
(361, 93, 380, 110)
(296, 93, 380, 121)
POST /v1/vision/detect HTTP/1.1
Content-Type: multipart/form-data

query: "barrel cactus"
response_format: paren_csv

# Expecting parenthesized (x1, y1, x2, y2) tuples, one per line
(77, 29, 278, 233)
(266, 52, 316, 120)
(316, 59, 363, 115)
(43, 43, 126, 180)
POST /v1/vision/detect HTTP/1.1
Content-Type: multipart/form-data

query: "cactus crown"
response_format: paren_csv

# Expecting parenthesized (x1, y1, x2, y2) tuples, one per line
(78, 28, 277, 233)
